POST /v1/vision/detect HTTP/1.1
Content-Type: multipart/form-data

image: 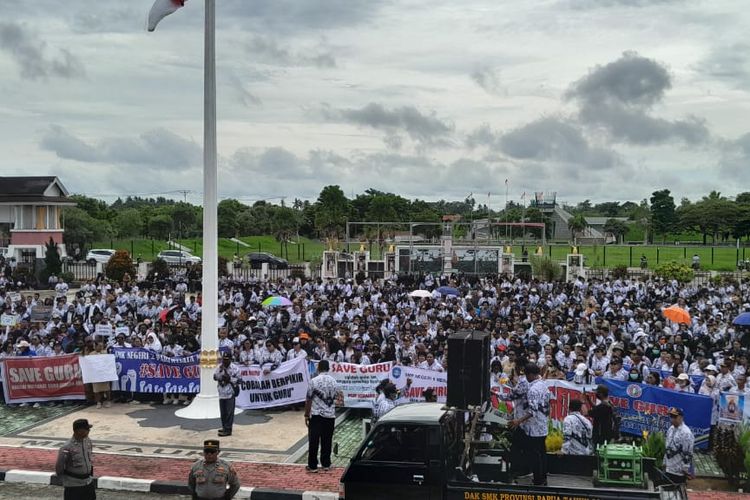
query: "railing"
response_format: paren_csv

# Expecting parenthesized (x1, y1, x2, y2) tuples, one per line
(229, 264, 309, 281)
(62, 262, 99, 281)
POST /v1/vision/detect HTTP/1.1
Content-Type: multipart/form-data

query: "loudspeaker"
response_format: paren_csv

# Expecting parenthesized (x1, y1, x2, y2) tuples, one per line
(447, 330, 490, 408)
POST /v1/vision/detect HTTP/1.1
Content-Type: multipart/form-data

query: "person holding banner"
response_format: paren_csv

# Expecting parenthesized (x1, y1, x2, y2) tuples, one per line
(55, 418, 95, 500)
(214, 351, 240, 437)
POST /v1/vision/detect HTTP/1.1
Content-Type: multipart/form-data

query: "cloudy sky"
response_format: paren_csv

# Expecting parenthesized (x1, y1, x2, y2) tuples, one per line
(0, 0, 748, 207)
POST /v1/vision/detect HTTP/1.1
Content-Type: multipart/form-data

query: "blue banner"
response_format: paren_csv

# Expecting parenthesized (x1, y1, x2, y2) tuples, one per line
(602, 379, 712, 449)
(112, 348, 200, 394)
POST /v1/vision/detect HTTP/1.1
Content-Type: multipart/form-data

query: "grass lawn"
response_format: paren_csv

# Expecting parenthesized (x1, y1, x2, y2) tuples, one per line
(93, 236, 325, 264)
(92, 237, 747, 271)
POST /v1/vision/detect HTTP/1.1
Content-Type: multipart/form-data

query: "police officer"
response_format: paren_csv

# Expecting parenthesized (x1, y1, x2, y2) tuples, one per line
(55, 418, 95, 500)
(188, 440, 241, 500)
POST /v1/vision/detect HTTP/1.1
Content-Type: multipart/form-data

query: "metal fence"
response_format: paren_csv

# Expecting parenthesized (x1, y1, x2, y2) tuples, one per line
(62, 262, 99, 281)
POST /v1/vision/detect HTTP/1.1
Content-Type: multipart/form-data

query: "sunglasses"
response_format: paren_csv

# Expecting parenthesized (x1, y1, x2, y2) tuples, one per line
(204, 449, 218, 454)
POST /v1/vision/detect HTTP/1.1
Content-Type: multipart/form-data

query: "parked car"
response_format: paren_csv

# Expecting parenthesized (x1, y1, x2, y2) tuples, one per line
(156, 249, 202, 265)
(245, 252, 288, 269)
(85, 249, 116, 265)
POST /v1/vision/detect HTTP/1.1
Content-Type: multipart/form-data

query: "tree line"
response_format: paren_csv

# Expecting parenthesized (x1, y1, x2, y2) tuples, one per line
(62, 187, 750, 249)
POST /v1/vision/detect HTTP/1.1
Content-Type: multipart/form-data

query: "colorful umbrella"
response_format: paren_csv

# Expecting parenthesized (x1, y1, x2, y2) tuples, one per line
(732, 312, 750, 327)
(436, 286, 459, 296)
(409, 290, 432, 298)
(261, 296, 292, 308)
(662, 305, 691, 324)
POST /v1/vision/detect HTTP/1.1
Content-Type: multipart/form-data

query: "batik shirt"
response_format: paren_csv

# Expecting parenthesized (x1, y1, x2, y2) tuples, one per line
(307, 372, 339, 418)
(664, 423, 694, 476)
(523, 378, 550, 437)
(562, 412, 593, 455)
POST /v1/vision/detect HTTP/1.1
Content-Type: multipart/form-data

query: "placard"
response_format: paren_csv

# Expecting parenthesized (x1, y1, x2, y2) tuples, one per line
(114, 326, 130, 336)
(95, 324, 114, 337)
(80, 354, 118, 384)
(1, 354, 85, 403)
(0, 314, 17, 327)
(329, 361, 392, 408)
(236, 357, 310, 409)
(9, 292, 21, 302)
(30, 305, 53, 322)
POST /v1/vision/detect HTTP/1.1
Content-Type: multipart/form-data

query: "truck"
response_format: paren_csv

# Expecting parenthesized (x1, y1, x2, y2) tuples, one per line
(339, 403, 686, 500)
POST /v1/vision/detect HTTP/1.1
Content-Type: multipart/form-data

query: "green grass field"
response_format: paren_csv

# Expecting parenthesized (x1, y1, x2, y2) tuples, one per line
(92, 236, 324, 264)
(91, 238, 747, 271)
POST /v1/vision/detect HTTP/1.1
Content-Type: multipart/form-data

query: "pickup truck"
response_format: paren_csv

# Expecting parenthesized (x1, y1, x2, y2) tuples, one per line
(339, 403, 686, 500)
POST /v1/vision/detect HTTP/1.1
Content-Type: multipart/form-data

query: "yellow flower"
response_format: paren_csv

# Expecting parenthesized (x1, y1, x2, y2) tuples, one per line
(642, 430, 649, 439)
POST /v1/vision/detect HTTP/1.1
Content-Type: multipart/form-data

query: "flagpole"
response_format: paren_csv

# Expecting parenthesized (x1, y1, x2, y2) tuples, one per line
(176, 0, 223, 419)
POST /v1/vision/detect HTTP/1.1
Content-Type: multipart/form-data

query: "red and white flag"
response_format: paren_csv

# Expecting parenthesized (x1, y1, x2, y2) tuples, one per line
(148, 0, 186, 32)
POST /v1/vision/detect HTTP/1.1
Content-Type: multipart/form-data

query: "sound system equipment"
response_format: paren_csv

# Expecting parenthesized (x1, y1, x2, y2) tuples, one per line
(447, 330, 490, 408)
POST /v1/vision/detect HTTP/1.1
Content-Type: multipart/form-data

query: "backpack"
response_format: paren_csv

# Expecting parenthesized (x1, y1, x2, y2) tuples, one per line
(608, 403, 622, 440)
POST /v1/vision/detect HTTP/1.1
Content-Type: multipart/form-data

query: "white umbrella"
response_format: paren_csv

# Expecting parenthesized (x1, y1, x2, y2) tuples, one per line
(409, 290, 432, 298)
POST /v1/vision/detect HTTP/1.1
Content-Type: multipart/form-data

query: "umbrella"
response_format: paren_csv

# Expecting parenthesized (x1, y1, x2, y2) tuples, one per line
(733, 312, 750, 327)
(662, 305, 691, 324)
(261, 296, 293, 308)
(436, 286, 459, 296)
(409, 290, 432, 298)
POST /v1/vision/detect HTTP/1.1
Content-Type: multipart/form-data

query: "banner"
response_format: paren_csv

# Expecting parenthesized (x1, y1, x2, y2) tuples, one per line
(602, 379, 712, 449)
(329, 361, 392, 408)
(1, 354, 85, 403)
(719, 392, 745, 424)
(112, 348, 201, 393)
(80, 354, 117, 384)
(389, 365, 447, 403)
(236, 357, 310, 409)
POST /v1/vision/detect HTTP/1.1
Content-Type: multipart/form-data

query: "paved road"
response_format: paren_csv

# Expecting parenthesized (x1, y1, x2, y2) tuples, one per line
(0, 482, 190, 499)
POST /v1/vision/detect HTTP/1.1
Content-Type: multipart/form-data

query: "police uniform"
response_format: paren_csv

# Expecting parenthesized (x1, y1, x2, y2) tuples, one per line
(188, 440, 241, 500)
(55, 419, 96, 500)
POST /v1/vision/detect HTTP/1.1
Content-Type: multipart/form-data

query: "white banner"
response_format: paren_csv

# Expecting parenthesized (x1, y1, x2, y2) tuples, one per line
(236, 357, 310, 409)
(389, 365, 447, 403)
(115, 326, 130, 337)
(80, 354, 118, 384)
(329, 361, 393, 408)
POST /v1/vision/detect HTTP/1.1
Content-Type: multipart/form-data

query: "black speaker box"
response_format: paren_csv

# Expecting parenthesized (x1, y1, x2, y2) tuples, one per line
(447, 330, 490, 408)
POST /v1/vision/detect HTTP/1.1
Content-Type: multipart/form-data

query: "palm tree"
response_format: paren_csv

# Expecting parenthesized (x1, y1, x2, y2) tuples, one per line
(567, 214, 588, 245)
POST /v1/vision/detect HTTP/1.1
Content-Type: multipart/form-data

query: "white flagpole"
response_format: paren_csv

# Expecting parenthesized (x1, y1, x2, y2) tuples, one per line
(176, 0, 224, 419)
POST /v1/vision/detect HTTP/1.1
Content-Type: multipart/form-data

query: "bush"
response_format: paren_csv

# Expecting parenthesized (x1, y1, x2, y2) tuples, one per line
(611, 264, 629, 280)
(59, 271, 75, 283)
(641, 431, 665, 465)
(150, 258, 171, 279)
(530, 256, 562, 281)
(105, 249, 136, 282)
(218, 255, 229, 277)
(654, 262, 694, 283)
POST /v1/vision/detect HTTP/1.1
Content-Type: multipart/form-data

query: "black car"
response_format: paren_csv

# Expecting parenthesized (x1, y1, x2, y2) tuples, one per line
(245, 252, 288, 269)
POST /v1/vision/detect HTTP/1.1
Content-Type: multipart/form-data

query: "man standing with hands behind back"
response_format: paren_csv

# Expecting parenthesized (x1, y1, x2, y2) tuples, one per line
(214, 351, 240, 437)
(56, 418, 95, 500)
(304, 360, 341, 473)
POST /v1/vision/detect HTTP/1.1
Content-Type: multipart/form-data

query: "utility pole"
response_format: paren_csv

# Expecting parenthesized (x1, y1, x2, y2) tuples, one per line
(176, 189, 191, 203)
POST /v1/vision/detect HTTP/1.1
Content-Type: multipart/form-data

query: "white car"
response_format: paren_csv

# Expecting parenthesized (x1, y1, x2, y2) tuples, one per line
(85, 249, 116, 265)
(156, 250, 202, 265)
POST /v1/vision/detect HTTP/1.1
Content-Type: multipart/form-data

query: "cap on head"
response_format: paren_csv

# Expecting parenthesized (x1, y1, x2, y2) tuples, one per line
(668, 407, 683, 417)
(73, 419, 93, 431)
(204, 439, 220, 451)
(677, 373, 690, 381)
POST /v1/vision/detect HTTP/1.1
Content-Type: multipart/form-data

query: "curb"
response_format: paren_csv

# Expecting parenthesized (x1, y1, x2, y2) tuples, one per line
(0, 469, 337, 499)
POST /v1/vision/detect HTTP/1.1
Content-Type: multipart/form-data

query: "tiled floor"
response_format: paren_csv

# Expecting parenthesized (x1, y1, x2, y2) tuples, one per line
(296, 411, 367, 467)
(0, 402, 83, 437)
(694, 452, 725, 478)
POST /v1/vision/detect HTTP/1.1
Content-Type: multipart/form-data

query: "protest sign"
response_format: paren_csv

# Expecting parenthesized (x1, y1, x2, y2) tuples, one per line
(236, 357, 310, 409)
(1, 354, 85, 404)
(329, 361, 392, 408)
(389, 365, 447, 403)
(95, 324, 114, 338)
(115, 326, 130, 337)
(30, 305, 53, 322)
(112, 348, 201, 393)
(719, 392, 745, 424)
(0, 314, 17, 327)
(602, 379, 712, 449)
(80, 354, 118, 384)
(8, 292, 21, 302)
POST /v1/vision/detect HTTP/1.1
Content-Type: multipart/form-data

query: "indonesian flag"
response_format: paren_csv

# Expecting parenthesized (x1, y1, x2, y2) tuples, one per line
(148, 0, 186, 32)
